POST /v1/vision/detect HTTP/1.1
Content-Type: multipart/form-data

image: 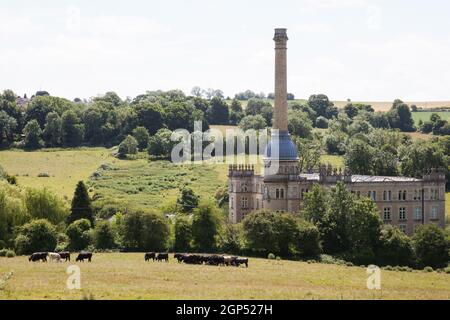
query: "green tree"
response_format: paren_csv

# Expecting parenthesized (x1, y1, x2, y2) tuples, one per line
(43, 112, 62, 147)
(121, 211, 169, 251)
(308, 94, 338, 119)
(68, 181, 94, 225)
(413, 224, 449, 269)
(191, 201, 221, 252)
(238, 115, 267, 131)
(288, 110, 313, 138)
(24, 188, 68, 224)
(173, 216, 192, 252)
(23, 120, 43, 149)
(219, 224, 242, 254)
(118, 135, 138, 158)
(132, 126, 150, 151)
(15, 219, 57, 254)
(147, 128, 174, 158)
(0, 111, 17, 145)
(66, 219, 92, 251)
(206, 97, 229, 125)
(376, 225, 414, 267)
(301, 184, 328, 224)
(93, 221, 116, 249)
(61, 110, 84, 147)
(135, 102, 165, 135)
(344, 139, 374, 175)
(177, 188, 199, 213)
(295, 219, 321, 257)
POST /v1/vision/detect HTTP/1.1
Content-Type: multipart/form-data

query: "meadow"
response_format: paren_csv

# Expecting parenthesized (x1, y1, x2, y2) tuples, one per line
(0, 253, 449, 300)
(0, 148, 110, 200)
(412, 111, 450, 126)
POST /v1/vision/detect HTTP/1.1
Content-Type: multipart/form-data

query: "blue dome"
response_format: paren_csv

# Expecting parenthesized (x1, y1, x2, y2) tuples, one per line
(265, 132, 298, 160)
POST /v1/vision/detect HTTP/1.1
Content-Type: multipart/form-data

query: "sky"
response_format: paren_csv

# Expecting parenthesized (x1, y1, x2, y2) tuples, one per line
(1, 0, 450, 102)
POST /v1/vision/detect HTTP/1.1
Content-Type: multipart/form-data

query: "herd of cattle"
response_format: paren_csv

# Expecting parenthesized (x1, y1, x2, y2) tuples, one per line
(146, 252, 249, 268)
(28, 252, 92, 263)
(28, 251, 249, 268)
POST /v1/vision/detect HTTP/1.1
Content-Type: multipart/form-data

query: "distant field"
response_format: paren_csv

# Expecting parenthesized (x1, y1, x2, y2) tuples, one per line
(0, 148, 111, 200)
(333, 101, 450, 112)
(228, 99, 450, 113)
(0, 253, 449, 300)
(412, 111, 450, 126)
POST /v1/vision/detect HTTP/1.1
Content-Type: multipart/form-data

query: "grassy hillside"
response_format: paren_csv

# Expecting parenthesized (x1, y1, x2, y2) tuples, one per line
(1, 253, 449, 300)
(88, 158, 230, 211)
(0, 148, 110, 200)
(412, 111, 450, 126)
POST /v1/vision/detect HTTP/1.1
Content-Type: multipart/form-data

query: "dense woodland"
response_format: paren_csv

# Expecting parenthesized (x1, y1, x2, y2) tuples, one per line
(0, 88, 449, 270)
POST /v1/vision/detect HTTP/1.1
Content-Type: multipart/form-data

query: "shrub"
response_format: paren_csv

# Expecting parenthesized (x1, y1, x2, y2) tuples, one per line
(37, 173, 50, 178)
(0, 249, 8, 257)
(268, 253, 276, 260)
(93, 221, 116, 250)
(14, 219, 58, 255)
(66, 219, 92, 251)
(444, 267, 450, 274)
(6, 250, 15, 258)
(295, 219, 321, 258)
(315, 116, 329, 129)
(121, 210, 170, 251)
(173, 216, 192, 252)
(376, 225, 414, 267)
(191, 201, 221, 252)
(413, 224, 449, 269)
(423, 266, 434, 273)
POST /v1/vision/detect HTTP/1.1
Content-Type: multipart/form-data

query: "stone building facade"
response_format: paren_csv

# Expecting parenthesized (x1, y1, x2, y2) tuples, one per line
(228, 29, 447, 236)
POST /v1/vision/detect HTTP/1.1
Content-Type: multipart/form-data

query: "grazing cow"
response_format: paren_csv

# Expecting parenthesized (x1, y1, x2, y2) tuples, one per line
(156, 253, 169, 262)
(174, 253, 186, 263)
(223, 256, 238, 266)
(234, 257, 249, 268)
(48, 252, 62, 263)
(76, 252, 92, 262)
(145, 252, 156, 261)
(205, 255, 224, 266)
(29, 252, 48, 262)
(58, 252, 71, 262)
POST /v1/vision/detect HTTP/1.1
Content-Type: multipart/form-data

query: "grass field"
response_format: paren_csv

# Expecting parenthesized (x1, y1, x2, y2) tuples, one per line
(88, 158, 230, 211)
(227, 99, 450, 113)
(412, 111, 450, 126)
(0, 148, 111, 200)
(0, 253, 449, 300)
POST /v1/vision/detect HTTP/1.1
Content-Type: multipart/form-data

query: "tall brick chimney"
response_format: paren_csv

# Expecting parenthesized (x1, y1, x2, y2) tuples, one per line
(273, 28, 289, 133)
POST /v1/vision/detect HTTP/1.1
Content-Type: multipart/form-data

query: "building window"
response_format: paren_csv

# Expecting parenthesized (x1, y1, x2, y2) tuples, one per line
(388, 191, 392, 201)
(414, 190, 422, 201)
(241, 197, 248, 209)
(399, 207, 407, 221)
(276, 189, 285, 199)
(383, 191, 387, 201)
(413, 207, 422, 221)
(241, 184, 248, 192)
(431, 207, 438, 220)
(231, 197, 234, 209)
(371, 191, 377, 201)
(256, 199, 260, 210)
(403, 191, 407, 201)
(383, 207, 391, 221)
(399, 224, 407, 234)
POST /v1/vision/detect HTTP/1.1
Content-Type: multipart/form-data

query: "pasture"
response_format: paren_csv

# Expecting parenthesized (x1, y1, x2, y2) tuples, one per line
(412, 111, 450, 126)
(0, 148, 110, 200)
(0, 253, 449, 300)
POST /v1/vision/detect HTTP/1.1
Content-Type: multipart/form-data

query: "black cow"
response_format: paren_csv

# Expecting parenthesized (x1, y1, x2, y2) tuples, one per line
(234, 257, 249, 268)
(156, 253, 169, 262)
(174, 253, 186, 263)
(29, 252, 48, 262)
(76, 252, 92, 262)
(206, 255, 225, 266)
(58, 252, 71, 262)
(145, 252, 156, 261)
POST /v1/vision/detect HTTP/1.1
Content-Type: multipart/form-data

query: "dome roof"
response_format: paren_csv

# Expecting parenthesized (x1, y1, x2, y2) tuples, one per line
(265, 132, 299, 160)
